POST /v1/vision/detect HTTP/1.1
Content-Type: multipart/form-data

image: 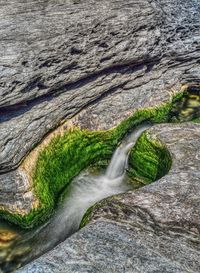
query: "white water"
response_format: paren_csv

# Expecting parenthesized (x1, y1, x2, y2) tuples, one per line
(5, 123, 151, 268)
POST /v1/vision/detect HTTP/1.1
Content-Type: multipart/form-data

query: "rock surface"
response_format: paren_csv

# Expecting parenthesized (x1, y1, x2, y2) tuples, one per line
(16, 122, 200, 273)
(1, 0, 200, 215)
(0, 0, 200, 171)
(0, 0, 200, 271)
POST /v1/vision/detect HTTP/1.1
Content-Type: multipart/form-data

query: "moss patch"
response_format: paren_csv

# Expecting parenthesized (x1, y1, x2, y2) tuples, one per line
(192, 117, 200, 123)
(128, 132, 172, 184)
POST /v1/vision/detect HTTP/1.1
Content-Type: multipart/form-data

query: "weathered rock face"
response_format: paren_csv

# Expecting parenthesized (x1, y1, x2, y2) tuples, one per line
(16, 123, 200, 273)
(0, 0, 200, 271)
(1, 0, 200, 216)
(1, 0, 200, 171)
(0, 170, 37, 215)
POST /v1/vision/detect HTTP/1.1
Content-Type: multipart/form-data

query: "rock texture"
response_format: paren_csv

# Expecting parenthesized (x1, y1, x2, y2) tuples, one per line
(1, 0, 200, 170)
(0, 0, 200, 271)
(16, 122, 200, 273)
(1, 0, 200, 215)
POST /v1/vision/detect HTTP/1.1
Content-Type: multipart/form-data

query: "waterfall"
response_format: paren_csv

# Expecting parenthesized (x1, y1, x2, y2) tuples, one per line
(5, 123, 151, 270)
(105, 142, 134, 179)
(106, 123, 151, 179)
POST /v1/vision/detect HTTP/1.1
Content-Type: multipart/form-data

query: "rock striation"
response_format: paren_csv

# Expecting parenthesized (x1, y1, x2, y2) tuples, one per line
(16, 122, 200, 273)
(0, 0, 200, 271)
(1, 0, 200, 216)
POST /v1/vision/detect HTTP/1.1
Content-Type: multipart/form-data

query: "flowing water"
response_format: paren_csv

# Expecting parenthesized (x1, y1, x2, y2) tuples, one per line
(0, 123, 151, 272)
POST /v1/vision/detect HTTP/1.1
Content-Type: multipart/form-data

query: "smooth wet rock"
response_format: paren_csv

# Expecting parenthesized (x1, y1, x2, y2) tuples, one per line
(0, 170, 37, 214)
(16, 123, 200, 273)
(0, 229, 17, 248)
(0, 228, 19, 269)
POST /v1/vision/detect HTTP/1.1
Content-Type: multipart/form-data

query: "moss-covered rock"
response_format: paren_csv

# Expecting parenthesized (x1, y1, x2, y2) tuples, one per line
(25, 104, 172, 228)
(0, 91, 192, 228)
(128, 132, 172, 184)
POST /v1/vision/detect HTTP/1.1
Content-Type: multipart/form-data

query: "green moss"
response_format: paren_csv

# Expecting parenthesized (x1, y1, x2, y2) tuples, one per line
(113, 102, 171, 141)
(80, 195, 120, 229)
(0, 92, 186, 229)
(79, 204, 96, 229)
(192, 117, 200, 123)
(128, 132, 172, 184)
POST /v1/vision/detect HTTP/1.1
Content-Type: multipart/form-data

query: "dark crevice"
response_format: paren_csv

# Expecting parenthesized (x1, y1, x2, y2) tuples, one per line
(0, 95, 53, 122)
(21, 77, 48, 93)
(0, 58, 160, 122)
(0, 81, 129, 174)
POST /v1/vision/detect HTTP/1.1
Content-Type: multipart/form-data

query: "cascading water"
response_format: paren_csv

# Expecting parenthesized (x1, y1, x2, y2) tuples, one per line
(106, 124, 150, 179)
(0, 123, 151, 273)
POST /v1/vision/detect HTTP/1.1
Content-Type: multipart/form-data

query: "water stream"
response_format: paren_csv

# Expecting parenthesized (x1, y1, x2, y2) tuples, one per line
(0, 123, 151, 272)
